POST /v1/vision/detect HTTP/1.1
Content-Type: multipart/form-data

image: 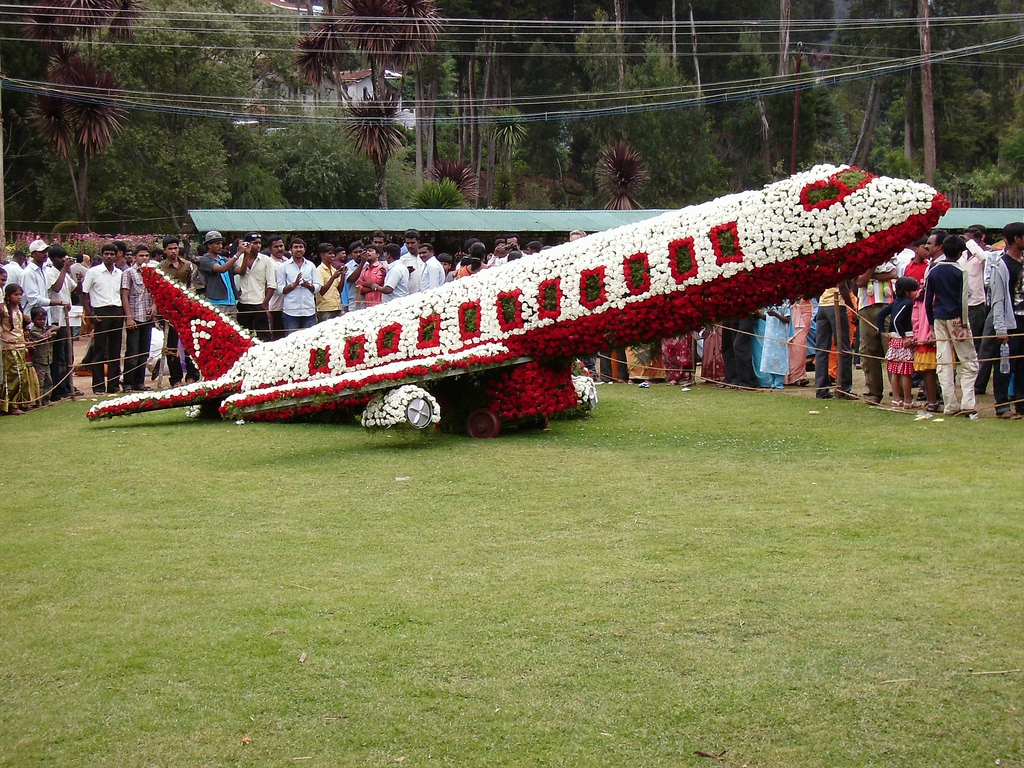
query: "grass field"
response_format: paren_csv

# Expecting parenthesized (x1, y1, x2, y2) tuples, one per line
(2, 383, 1022, 766)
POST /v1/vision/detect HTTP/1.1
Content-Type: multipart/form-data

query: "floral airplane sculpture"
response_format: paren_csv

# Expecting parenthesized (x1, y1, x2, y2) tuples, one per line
(87, 165, 948, 436)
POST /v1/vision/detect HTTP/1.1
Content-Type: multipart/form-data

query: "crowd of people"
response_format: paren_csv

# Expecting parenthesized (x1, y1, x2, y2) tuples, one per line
(0, 228, 562, 414)
(1, 221, 1021, 419)
(705, 222, 1024, 419)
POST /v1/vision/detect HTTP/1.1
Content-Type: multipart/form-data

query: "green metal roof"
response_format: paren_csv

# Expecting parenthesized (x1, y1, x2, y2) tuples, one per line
(187, 208, 672, 235)
(188, 206, 1024, 237)
(937, 208, 1024, 231)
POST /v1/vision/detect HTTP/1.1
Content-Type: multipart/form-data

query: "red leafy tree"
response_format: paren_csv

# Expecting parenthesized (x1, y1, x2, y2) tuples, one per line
(598, 140, 649, 211)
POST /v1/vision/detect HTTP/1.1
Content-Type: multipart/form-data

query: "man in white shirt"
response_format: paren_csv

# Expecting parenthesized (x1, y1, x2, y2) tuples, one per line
(20, 240, 59, 314)
(894, 245, 915, 275)
(418, 243, 446, 292)
(963, 225, 996, 394)
(266, 235, 288, 338)
(382, 244, 409, 303)
(45, 244, 78, 400)
(234, 233, 275, 340)
(81, 243, 124, 394)
(277, 238, 320, 333)
(4, 250, 27, 287)
(403, 229, 424, 294)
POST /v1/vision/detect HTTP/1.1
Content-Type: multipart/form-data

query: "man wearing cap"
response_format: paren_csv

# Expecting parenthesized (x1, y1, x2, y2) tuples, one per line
(199, 231, 239, 316)
(21, 240, 69, 319)
(81, 243, 124, 394)
(277, 237, 320, 333)
(234, 233, 275, 340)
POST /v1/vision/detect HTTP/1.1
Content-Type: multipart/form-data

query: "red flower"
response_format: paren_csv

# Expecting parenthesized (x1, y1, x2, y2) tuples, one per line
(485, 360, 578, 419)
(377, 322, 402, 357)
(579, 267, 607, 310)
(417, 313, 442, 349)
(458, 301, 482, 340)
(537, 278, 562, 320)
(668, 237, 699, 283)
(709, 221, 744, 265)
(800, 167, 876, 211)
(309, 346, 332, 375)
(343, 335, 367, 366)
(623, 252, 651, 295)
(496, 289, 525, 332)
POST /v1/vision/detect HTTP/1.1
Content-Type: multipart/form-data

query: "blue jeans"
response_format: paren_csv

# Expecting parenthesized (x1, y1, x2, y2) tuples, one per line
(283, 313, 317, 333)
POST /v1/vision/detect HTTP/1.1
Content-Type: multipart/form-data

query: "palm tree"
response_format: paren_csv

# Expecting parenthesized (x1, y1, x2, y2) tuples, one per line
(346, 98, 405, 209)
(485, 107, 525, 206)
(410, 178, 465, 209)
(31, 54, 126, 228)
(427, 157, 477, 201)
(24, 0, 138, 229)
(297, 0, 441, 208)
(598, 140, 649, 211)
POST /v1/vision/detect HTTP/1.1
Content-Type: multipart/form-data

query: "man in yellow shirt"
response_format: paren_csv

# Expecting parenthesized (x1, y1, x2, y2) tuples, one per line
(314, 242, 345, 322)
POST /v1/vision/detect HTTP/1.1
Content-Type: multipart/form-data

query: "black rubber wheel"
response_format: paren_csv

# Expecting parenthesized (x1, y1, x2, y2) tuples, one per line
(466, 408, 502, 438)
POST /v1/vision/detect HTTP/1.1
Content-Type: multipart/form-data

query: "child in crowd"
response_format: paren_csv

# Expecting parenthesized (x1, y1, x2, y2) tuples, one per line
(27, 305, 56, 404)
(0, 284, 41, 415)
(878, 276, 919, 409)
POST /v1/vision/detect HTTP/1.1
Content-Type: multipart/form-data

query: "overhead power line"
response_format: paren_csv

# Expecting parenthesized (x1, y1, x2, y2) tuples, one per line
(5, 30, 1024, 125)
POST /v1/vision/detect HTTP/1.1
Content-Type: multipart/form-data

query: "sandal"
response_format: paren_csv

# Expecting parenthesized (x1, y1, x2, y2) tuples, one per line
(925, 402, 942, 413)
(904, 402, 918, 410)
(890, 400, 903, 409)
(998, 411, 1023, 420)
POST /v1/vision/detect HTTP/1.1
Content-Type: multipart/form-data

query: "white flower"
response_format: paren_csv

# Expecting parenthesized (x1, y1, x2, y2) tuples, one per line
(361, 384, 441, 429)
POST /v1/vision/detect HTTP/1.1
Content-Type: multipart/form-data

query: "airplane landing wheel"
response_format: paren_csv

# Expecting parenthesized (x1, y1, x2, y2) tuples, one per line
(405, 397, 434, 429)
(466, 408, 502, 438)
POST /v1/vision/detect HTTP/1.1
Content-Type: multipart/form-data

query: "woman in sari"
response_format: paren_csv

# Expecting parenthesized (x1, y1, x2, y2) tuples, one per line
(1, 284, 41, 415)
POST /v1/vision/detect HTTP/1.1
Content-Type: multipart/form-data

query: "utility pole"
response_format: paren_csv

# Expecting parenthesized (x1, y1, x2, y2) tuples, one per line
(790, 43, 803, 176)
(689, 5, 701, 101)
(671, 0, 677, 63)
(0, 62, 6, 255)
(918, 0, 936, 185)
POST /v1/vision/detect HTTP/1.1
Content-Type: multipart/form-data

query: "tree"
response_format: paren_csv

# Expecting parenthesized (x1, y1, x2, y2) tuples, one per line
(598, 140, 649, 210)
(296, 0, 442, 208)
(92, 122, 230, 231)
(24, 0, 140, 228)
(31, 55, 125, 230)
(262, 123, 382, 208)
(346, 98, 407, 208)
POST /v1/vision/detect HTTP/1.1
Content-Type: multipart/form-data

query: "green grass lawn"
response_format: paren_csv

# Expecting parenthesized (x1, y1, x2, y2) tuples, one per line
(2, 384, 1022, 766)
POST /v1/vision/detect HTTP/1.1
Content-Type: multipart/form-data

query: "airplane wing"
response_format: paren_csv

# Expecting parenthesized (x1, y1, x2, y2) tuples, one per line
(220, 342, 526, 421)
(87, 374, 243, 421)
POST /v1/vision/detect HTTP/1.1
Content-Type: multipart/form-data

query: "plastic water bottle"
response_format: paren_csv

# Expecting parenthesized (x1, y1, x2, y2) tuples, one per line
(1000, 342, 1011, 374)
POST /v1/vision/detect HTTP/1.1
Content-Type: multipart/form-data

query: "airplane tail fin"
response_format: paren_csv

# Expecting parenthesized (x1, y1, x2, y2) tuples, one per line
(141, 266, 257, 380)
